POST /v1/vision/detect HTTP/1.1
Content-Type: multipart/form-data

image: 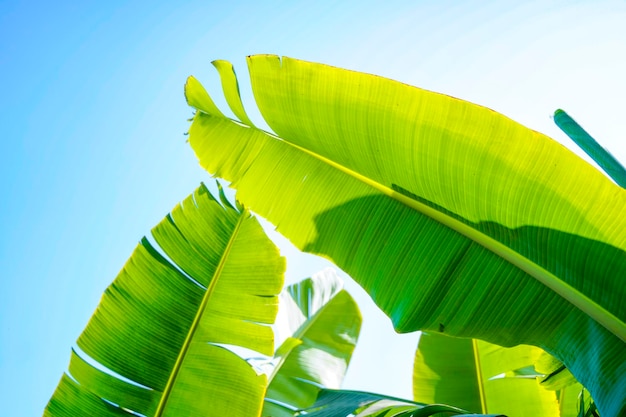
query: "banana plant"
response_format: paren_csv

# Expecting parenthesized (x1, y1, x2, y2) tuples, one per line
(45, 184, 285, 416)
(261, 269, 362, 416)
(185, 56, 626, 416)
(43, 183, 512, 417)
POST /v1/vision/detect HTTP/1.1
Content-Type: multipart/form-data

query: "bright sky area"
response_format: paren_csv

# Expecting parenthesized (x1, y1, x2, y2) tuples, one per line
(1, 1, 625, 416)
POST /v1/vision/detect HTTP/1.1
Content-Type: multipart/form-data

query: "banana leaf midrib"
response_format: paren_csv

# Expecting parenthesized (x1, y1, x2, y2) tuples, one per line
(153, 208, 248, 416)
(472, 339, 488, 414)
(194, 108, 624, 343)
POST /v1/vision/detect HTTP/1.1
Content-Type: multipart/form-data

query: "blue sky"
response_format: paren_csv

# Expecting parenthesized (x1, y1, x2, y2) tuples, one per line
(1, 1, 625, 415)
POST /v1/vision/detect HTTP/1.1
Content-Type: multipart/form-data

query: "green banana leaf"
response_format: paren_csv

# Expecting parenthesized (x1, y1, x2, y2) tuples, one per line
(557, 386, 590, 417)
(45, 184, 285, 417)
(301, 389, 504, 417)
(534, 354, 595, 417)
(535, 352, 579, 393)
(185, 56, 626, 416)
(263, 269, 362, 417)
(413, 332, 560, 416)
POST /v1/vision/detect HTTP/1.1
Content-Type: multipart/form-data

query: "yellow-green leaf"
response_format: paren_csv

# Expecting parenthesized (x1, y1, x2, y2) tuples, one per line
(186, 56, 626, 416)
(45, 184, 285, 417)
(413, 332, 559, 416)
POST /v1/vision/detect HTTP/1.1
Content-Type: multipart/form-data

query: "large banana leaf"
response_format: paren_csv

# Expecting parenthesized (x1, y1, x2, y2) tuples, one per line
(185, 56, 626, 416)
(45, 184, 285, 416)
(263, 269, 362, 417)
(413, 332, 560, 416)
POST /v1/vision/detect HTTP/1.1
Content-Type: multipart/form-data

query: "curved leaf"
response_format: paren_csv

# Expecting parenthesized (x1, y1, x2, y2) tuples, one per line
(413, 332, 559, 416)
(276, 269, 344, 339)
(263, 269, 362, 417)
(45, 184, 285, 416)
(185, 56, 626, 416)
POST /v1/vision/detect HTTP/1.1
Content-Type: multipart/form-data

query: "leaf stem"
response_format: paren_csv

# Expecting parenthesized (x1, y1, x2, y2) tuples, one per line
(554, 109, 626, 189)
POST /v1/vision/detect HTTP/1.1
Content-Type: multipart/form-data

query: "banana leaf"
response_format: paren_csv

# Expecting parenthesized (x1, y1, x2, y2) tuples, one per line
(262, 269, 362, 417)
(302, 389, 504, 417)
(413, 332, 560, 416)
(534, 354, 595, 417)
(185, 56, 626, 416)
(414, 333, 600, 416)
(535, 352, 579, 392)
(45, 184, 285, 416)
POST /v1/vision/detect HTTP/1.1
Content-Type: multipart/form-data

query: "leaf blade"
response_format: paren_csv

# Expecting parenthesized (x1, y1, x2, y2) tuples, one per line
(263, 270, 362, 416)
(413, 333, 560, 417)
(46, 184, 285, 417)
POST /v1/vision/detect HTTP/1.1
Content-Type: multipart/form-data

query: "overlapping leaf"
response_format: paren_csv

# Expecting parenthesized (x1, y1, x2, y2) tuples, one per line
(413, 332, 560, 416)
(302, 389, 503, 417)
(262, 269, 362, 417)
(534, 354, 595, 417)
(45, 184, 285, 416)
(185, 56, 626, 416)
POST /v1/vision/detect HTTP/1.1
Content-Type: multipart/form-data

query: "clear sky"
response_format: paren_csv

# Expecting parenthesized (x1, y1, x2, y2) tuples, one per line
(1, 1, 625, 416)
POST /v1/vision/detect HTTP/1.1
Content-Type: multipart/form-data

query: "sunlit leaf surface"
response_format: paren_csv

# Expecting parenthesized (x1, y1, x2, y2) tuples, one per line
(45, 184, 285, 417)
(186, 56, 626, 416)
(263, 269, 362, 417)
(413, 332, 559, 416)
